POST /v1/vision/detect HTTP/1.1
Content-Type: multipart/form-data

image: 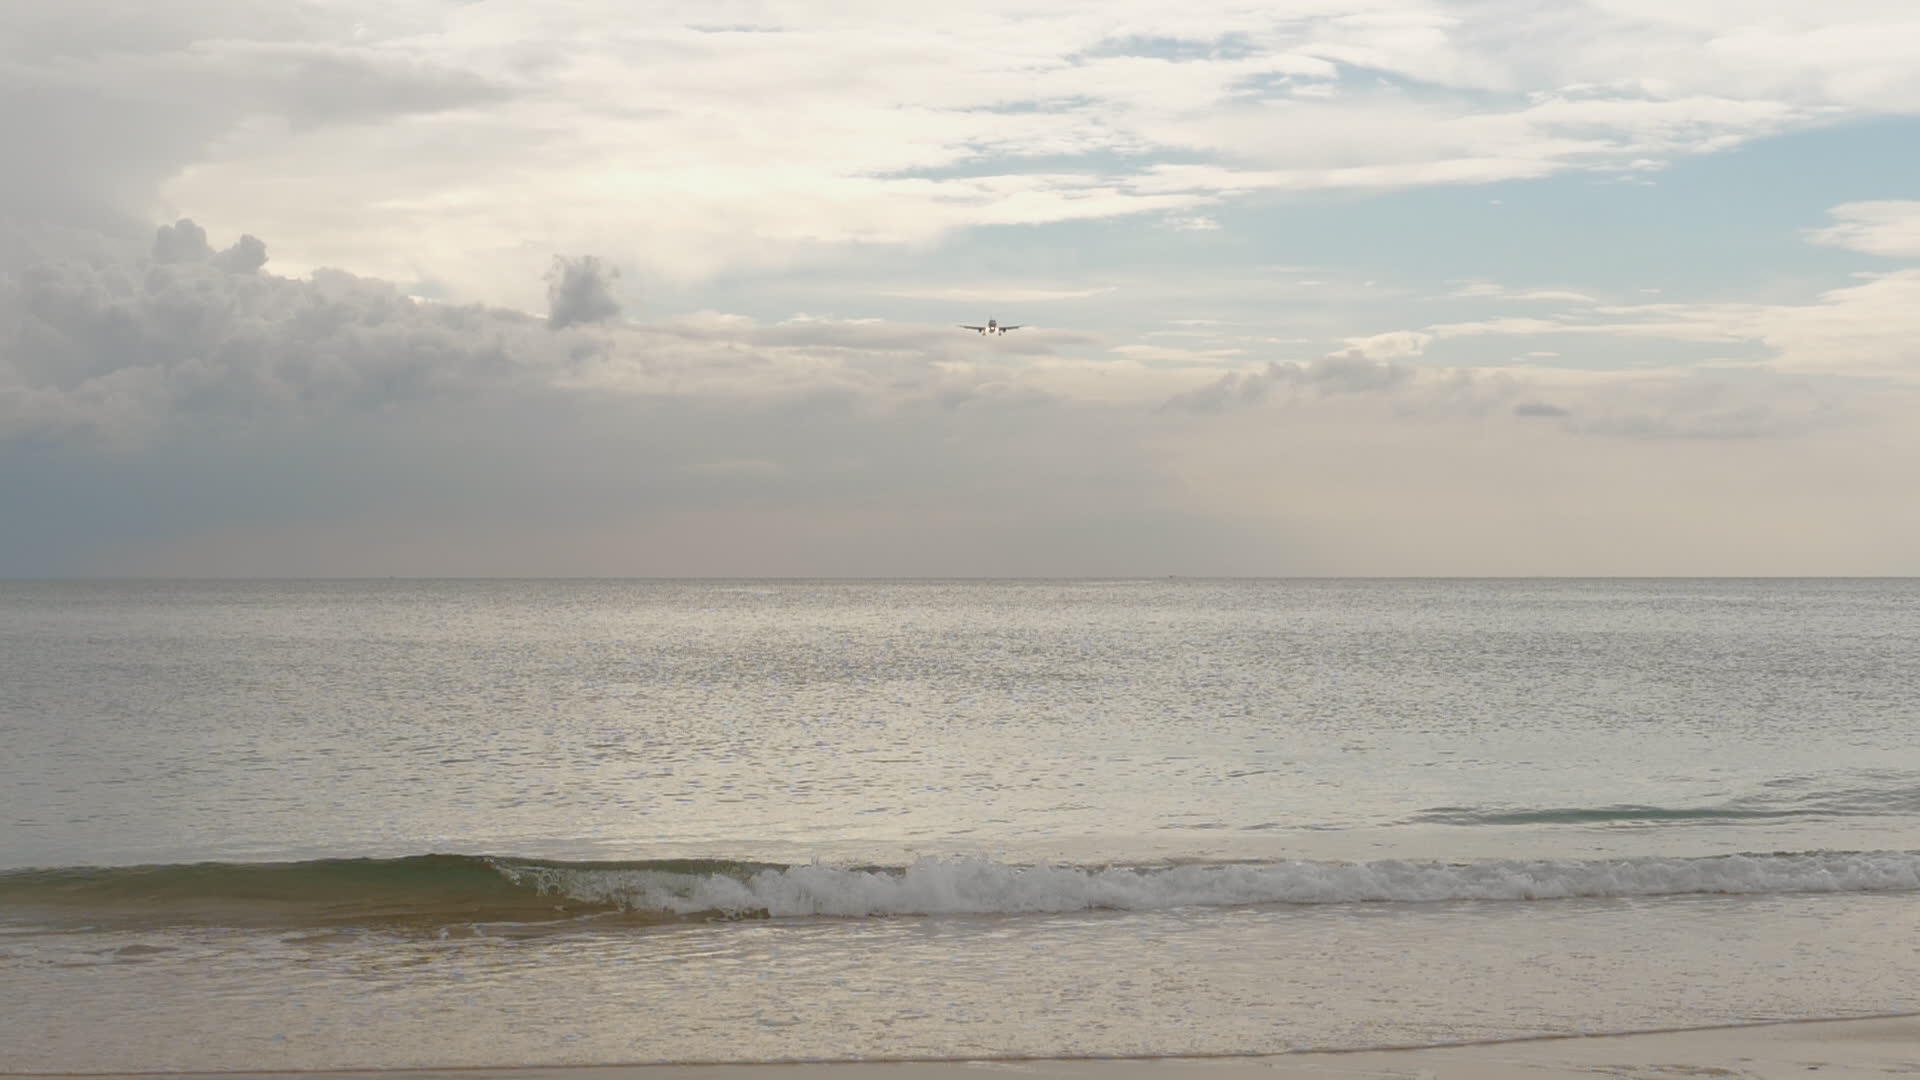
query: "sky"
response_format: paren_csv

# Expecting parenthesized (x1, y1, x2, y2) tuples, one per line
(3, 0, 1919, 577)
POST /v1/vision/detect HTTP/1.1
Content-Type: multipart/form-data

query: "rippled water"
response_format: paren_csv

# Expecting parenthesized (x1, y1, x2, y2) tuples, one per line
(3, 578, 1918, 1071)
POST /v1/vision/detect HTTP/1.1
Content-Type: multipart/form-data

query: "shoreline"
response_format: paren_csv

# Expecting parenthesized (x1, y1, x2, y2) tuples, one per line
(12, 1013, 1917, 1080)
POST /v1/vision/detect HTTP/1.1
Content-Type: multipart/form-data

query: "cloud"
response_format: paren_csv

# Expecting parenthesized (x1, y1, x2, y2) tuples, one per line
(1111, 343, 1249, 365)
(876, 285, 1117, 303)
(12, 0, 1920, 582)
(0, 258, 1249, 576)
(1160, 213, 1223, 231)
(16, 2, 1915, 299)
(682, 458, 786, 477)
(0, 221, 1123, 455)
(151, 218, 269, 273)
(8, 213, 1920, 576)
(1807, 201, 1920, 258)
(1424, 267, 1920, 378)
(545, 255, 623, 329)
(0, 220, 550, 446)
(1514, 401, 1570, 417)
(1, 217, 1242, 575)
(1162, 349, 1421, 412)
(0, 7, 509, 232)
(1450, 282, 1599, 304)
(1158, 340, 1863, 442)
(1152, 400, 1920, 576)
(1552, 377, 1858, 440)
(1344, 330, 1433, 360)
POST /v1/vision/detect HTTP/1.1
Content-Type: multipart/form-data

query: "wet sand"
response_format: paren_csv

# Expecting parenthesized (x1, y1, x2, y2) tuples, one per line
(36, 1014, 1916, 1080)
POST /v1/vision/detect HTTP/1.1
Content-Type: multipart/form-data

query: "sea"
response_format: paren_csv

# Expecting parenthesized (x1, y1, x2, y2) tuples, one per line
(2, 578, 1918, 1073)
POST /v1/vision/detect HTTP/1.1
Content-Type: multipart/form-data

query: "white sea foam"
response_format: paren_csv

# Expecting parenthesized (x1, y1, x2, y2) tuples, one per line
(498, 850, 1920, 918)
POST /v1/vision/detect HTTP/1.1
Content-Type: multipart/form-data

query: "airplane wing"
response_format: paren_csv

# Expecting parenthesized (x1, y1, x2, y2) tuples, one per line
(960, 325, 985, 331)
(1000, 325, 1023, 331)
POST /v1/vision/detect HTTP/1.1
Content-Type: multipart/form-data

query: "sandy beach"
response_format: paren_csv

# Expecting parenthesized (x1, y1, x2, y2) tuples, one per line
(35, 1015, 1909, 1080)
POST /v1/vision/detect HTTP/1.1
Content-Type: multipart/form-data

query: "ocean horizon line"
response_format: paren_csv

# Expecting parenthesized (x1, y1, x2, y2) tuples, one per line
(6, 574, 1919, 583)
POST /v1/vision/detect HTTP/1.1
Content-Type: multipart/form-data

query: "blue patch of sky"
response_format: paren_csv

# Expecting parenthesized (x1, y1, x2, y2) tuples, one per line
(1289, 64, 1528, 110)
(1072, 33, 1263, 63)
(902, 115, 1920, 299)
(932, 215, 1238, 275)
(950, 95, 1105, 117)
(1227, 116, 1920, 298)
(672, 117, 1918, 358)
(871, 147, 1212, 182)
(1224, 70, 1308, 100)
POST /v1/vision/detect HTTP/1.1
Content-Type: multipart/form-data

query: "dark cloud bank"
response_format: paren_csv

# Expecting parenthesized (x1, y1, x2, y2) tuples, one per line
(0, 220, 1226, 576)
(0, 220, 564, 446)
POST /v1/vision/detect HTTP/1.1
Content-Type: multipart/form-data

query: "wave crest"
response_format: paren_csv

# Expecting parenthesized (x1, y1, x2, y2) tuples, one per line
(9, 850, 1915, 931)
(510, 851, 1920, 918)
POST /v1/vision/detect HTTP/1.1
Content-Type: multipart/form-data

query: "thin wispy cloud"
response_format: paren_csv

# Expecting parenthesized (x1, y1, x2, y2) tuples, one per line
(1422, 270, 1920, 377)
(1807, 201, 1920, 259)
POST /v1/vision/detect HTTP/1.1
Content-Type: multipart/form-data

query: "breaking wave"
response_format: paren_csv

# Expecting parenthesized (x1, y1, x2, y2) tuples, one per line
(5, 850, 1919, 931)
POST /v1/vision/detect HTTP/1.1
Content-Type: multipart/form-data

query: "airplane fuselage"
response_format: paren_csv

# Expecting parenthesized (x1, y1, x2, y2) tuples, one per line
(960, 318, 1021, 335)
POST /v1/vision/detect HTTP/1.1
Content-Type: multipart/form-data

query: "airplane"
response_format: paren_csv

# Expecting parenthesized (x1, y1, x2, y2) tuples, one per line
(960, 319, 1022, 335)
